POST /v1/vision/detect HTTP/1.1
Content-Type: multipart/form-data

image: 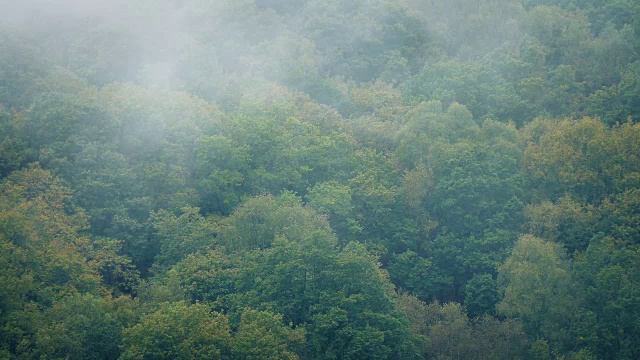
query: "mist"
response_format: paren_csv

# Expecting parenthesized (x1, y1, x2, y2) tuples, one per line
(1, 0, 532, 106)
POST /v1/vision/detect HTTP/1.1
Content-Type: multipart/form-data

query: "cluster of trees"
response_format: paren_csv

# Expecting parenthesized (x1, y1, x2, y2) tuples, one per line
(1, 0, 639, 358)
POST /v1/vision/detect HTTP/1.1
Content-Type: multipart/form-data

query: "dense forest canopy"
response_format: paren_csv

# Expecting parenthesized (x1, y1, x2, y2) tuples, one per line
(1, 0, 639, 359)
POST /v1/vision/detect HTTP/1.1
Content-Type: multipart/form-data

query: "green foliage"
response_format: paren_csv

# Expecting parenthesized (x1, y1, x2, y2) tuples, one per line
(597, 189, 640, 245)
(160, 195, 414, 360)
(193, 135, 250, 214)
(0, 31, 52, 109)
(573, 235, 640, 359)
(522, 6, 592, 68)
(2, 0, 640, 358)
(388, 250, 433, 300)
(525, 195, 597, 255)
(498, 235, 576, 351)
(30, 294, 121, 360)
(523, 117, 640, 203)
(406, 61, 525, 122)
(587, 61, 640, 124)
(396, 295, 529, 359)
(306, 180, 362, 242)
(150, 206, 216, 271)
(464, 273, 500, 317)
(395, 115, 524, 302)
(120, 301, 232, 360)
(217, 193, 335, 252)
(232, 309, 305, 360)
(164, 250, 237, 306)
(0, 166, 136, 359)
(0, 165, 102, 303)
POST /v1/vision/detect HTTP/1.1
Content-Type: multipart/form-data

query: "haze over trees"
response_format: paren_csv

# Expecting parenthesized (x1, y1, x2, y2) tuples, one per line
(1, 0, 639, 359)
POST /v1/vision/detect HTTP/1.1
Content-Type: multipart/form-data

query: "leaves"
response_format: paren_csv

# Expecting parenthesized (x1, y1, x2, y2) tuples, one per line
(120, 302, 233, 360)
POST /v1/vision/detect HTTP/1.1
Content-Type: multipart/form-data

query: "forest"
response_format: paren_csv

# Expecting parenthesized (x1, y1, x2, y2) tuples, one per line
(1, 0, 639, 359)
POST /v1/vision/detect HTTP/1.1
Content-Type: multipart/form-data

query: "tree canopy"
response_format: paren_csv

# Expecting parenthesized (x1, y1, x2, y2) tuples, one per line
(1, 0, 639, 358)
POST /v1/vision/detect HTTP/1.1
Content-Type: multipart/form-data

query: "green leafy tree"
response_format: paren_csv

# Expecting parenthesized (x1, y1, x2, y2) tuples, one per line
(498, 235, 576, 352)
(150, 206, 216, 272)
(574, 234, 640, 359)
(216, 193, 334, 252)
(31, 294, 121, 360)
(464, 273, 500, 317)
(0, 31, 52, 109)
(523, 117, 640, 203)
(193, 135, 250, 215)
(396, 295, 529, 360)
(0, 165, 103, 356)
(232, 309, 305, 360)
(524, 195, 596, 255)
(306, 180, 362, 243)
(120, 301, 233, 360)
(163, 194, 416, 359)
(0, 106, 32, 178)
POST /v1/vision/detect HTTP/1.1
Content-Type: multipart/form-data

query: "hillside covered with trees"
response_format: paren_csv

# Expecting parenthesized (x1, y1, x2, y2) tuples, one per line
(1, 0, 640, 358)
